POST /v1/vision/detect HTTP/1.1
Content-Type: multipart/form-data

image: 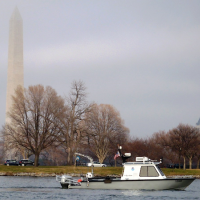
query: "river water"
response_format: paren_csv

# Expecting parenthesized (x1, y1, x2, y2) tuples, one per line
(0, 176, 199, 200)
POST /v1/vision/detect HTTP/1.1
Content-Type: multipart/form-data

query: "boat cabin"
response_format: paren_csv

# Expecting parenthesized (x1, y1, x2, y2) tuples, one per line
(121, 156, 166, 180)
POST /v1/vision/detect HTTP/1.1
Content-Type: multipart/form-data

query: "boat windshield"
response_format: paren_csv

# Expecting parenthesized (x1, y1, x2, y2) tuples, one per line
(156, 165, 165, 176)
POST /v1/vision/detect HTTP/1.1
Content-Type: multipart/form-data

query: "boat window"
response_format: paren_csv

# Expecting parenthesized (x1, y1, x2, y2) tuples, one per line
(140, 166, 147, 177)
(156, 165, 165, 176)
(140, 166, 159, 177)
(148, 166, 159, 177)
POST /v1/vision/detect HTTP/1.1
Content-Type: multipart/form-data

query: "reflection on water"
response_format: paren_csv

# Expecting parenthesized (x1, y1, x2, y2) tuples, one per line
(122, 190, 143, 196)
(0, 176, 199, 200)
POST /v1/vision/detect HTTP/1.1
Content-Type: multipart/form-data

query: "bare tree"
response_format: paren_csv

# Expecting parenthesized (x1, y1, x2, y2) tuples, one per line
(84, 104, 129, 163)
(150, 131, 178, 166)
(125, 138, 150, 158)
(59, 81, 93, 165)
(196, 144, 200, 169)
(167, 124, 200, 169)
(42, 146, 67, 166)
(3, 85, 66, 166)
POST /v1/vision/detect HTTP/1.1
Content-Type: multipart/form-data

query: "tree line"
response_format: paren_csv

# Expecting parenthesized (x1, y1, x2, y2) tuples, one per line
(2, 81, 129, 166)
(2, 81, 200, 168)
(124, 124, 200, 169)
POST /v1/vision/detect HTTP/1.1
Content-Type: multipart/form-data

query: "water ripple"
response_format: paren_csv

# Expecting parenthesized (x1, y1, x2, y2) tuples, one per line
(0, 177, 199, 200)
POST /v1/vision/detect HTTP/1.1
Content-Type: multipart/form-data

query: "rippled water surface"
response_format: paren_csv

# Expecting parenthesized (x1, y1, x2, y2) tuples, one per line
(0, 176, 199, 200)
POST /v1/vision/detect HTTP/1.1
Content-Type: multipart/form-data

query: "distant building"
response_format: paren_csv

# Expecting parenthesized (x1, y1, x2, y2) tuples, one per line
(5, 7, 24, 159)
(196, 118, 200, 129)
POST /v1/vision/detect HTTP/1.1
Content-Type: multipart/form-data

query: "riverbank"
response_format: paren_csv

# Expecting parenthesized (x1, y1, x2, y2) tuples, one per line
(0, 165, 200, 178)
(0, 165, 122, 177)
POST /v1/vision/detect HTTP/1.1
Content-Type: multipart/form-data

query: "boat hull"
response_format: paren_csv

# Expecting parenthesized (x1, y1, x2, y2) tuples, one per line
(62, 178, 195, 190)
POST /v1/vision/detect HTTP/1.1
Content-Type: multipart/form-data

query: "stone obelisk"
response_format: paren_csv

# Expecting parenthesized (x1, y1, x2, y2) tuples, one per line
(5, 7, 24, 159)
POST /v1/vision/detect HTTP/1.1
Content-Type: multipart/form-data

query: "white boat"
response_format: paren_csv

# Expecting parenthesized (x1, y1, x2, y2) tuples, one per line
(56, 147, 195, 190)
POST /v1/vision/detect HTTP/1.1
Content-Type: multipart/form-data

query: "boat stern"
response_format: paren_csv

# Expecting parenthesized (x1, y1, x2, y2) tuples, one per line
(56, 174, 81, 189)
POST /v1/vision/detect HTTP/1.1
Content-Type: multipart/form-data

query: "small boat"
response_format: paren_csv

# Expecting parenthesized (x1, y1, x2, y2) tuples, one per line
(56, 146, 195, 190)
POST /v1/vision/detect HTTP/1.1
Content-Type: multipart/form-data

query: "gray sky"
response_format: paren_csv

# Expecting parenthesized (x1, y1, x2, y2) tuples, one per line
(1, 0, 200, 138)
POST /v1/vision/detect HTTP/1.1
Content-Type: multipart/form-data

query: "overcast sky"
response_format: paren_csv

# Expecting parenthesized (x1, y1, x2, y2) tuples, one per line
(1, 0, 200, 138)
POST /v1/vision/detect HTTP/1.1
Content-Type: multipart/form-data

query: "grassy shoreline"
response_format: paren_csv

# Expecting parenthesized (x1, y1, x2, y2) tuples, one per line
(0, 165, 200, 177)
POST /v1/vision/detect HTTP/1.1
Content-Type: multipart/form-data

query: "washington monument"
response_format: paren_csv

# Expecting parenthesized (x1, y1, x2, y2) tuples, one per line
(5, 7, 24, 159)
